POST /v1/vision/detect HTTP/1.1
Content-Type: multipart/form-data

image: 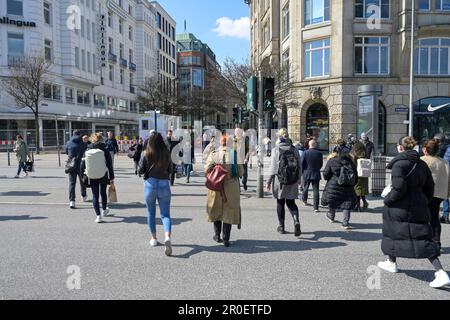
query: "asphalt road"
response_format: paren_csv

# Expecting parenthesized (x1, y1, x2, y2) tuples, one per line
(0, 153, 449, 300)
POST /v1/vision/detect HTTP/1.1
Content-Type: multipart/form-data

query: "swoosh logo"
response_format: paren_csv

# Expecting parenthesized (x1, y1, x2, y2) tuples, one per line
(427, 103, 450, 112)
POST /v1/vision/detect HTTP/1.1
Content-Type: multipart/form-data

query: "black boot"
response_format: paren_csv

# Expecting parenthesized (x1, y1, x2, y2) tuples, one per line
(213, 221, 223, 243)
(292, 212, 301, 237)
(223, 223, 232, 247)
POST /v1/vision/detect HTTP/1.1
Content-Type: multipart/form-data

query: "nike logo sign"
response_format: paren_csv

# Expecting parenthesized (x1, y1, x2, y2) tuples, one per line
(427, 103, 450, 112)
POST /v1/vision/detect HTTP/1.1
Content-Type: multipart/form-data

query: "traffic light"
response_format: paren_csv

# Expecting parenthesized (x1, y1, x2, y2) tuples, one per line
(233, 107, 239, 124)
(241, 108, 250, 122)
(247, 76, 258, 111)
(263, 77, 275, 111)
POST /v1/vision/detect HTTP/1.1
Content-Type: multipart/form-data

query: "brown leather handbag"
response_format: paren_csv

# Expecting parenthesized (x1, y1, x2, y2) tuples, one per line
(205, 164, 229, 202)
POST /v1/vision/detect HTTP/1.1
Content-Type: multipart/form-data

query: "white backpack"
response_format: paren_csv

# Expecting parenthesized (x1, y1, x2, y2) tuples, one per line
(357, 158, 372, 178)
(85, 149, 108, 179)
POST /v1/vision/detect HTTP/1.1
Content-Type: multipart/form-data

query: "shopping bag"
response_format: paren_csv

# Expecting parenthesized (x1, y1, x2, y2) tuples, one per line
(108, 185, 118, 203)
(24, 161, 34, 173)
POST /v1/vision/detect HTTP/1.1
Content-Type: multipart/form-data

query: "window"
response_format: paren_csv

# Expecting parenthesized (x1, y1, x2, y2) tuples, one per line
(414, 38, 450, 75)
(66, 88, 74, 103)
(263, 21, 270, 47)
(157, 13, 162, 29)
(158, 33, 162, 49)
(108, 37, 114, 53)
(75, 47, 80, 68)
(419, 0, 430, 10)
(304, 38, 330, 78)
(118, 99, 127, 111)
(44, 2, 51, 25)
(118, 0, 123, 8)
(119, 19, 123, 34)
(355, 0, 389, 19)
(120, 43, 124, 59)
(107, 96, 117, 108)
(436, 0, 450, 10)
(87, 52, 91, 73)
(108, 11, 113, 28)
(264, 0, 270, 11)
(86, 19, 90, 40)
(128, 5, 133, 15)
(120, 69, 124, 84)
(282, 3, 290, 39)
(109, 65, 114, 81)
(129, 26, 133, 41)
(44, 39, 52, 62)
(81, 16, 85, 37)
(7, 0, 23, 16)
(77, 90, 90, 105)
(44, 84, 61, 101)
(355, 36, 390, 75)
(81, 49, 86, 71)
(129, 49, 133, 63)
(92, 22, 96, 42)
(305, 0, 330, 25)
(282, 50, 290, 83)
(93, 54, 96, 72)
(94, 94, 105, 108)
(8, 33, 24, 56)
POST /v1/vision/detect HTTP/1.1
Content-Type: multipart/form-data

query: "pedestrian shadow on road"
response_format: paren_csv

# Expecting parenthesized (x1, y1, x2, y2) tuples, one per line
(107, 215, 191, 226)
(0, 215, 48, 221)
(400, 269, 450, 292)
(0, 191, 51, 197)
(29, 176, 65, 179)
(170, 239, 347, 259)
(302, 230, 382, 242)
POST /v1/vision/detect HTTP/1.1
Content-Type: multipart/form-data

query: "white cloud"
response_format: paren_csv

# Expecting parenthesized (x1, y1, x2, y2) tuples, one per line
(213, 17, 250, 40)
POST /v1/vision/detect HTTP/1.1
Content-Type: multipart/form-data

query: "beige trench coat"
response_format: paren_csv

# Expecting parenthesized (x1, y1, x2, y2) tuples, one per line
(205, 147, 243, 225)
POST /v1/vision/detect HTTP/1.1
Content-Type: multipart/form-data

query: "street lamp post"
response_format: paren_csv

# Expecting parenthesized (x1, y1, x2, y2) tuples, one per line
(408, 0, 416, 137)
(257, 69, 264, 199)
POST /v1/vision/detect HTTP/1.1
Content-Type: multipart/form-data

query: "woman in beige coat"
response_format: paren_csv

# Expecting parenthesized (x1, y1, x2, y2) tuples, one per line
(421, 138, 450, 252)
(205, 135, 243, 247)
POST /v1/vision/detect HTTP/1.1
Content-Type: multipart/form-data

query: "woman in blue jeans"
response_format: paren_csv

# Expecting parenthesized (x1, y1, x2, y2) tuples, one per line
(138, 133, 173, 256)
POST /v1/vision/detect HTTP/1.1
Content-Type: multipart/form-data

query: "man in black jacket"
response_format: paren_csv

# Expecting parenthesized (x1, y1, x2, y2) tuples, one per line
(167, 130, 181, 186)
(105, 131, 119, 168)
(361, 133, 375, 158)
(301, 139, 323, 212)
(66, 130, 88, 209)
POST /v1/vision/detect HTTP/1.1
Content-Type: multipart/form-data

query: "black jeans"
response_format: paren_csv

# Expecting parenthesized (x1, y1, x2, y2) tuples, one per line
(69, 170, 87, 202)
(91, 180, 107, 217)
(429, 197, 442, 247)
(242, 163, 248, 189)
(214, 221, 232, 241)
(302, 179, 320, 210)
(277, 199, 300, 227)
(170, 163, 177, 185)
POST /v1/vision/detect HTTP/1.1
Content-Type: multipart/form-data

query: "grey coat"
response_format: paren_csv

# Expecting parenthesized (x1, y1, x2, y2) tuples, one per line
(268, 140, 302, 200)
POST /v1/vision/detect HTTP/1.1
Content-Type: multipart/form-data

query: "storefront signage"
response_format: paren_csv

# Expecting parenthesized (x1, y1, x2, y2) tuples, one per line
(395, 107, 409, 113)
(97, 14, 107, 69)
(0, 17, 36, 27)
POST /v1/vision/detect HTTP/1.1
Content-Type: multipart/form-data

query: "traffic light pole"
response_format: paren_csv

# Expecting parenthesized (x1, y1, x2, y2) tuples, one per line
(257, 70, 264, 199)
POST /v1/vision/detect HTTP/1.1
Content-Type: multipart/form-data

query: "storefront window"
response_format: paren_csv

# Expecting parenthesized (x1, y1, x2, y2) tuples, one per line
(306, 103, 329, 151)
(413, 96, 450, 145)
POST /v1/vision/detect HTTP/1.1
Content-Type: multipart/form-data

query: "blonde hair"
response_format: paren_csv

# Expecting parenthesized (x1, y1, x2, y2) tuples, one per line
(90, 132, 103, 144)
(398, 136, 417, 151)
(278, 128, 289, 139)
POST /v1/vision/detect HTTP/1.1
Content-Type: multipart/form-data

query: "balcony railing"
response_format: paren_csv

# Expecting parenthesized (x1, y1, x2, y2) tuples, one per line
(108, 52, 117, 63)
(8, 55, 25, 66)
(130, 86, 135, 94)
(119, 58, 128, 67)
(129, 62, 137, 71)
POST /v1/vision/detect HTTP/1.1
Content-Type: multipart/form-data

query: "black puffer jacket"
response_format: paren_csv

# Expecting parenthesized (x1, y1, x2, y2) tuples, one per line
(382, 150, 439, 259)
(322, 154, 358, 210)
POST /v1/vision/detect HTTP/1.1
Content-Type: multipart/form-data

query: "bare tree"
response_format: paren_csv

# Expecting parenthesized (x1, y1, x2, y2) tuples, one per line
(137, 77, 177, 115)
(220, 57, 253, 106)
(0, 55, 51, 154)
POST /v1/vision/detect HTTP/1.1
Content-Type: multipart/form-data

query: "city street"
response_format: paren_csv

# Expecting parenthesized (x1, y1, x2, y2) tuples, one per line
(0, 153, 449, 300)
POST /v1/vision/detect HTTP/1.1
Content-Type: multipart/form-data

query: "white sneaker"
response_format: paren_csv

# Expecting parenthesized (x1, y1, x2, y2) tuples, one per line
(430, 270, 450, 288)
(164, 237, 172, 256)
(377, 259, 399, 273)
(149, 238, 159, 247)
(102, 208, 111, 216)
(69, 201, 76, 209)
(82, 196, 89, 202)
(23, 172, 28, 177)
(14, 175, 19, 179)
(95, 216, 102, 223)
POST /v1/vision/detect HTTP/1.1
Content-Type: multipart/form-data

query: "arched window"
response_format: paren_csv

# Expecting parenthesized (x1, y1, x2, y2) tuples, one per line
(306, 103, 329, 151)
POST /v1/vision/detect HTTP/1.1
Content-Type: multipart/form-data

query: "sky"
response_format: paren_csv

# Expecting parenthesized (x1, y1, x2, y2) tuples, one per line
(156, 0, 250, 66)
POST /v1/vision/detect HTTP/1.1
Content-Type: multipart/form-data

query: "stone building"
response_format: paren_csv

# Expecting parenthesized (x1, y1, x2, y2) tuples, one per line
(246, 0, 450, 154)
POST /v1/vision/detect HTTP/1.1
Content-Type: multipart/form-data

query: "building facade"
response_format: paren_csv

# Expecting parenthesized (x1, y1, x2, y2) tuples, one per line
(247, 0, 450, 154)
(151, 1, 177, 96)
(176, 32, 233, 129)
(0, 0, 165, 148)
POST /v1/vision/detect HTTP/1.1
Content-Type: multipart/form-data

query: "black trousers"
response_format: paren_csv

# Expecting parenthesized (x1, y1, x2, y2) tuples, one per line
(170, 163, 177, 185)
(69, 170, 86, 202)
(214, 221, 232, 241)
(302, 179, 320, 210)
(277, 199, 299, 227)
(91, 180, 107, 217)
(429, 197, 442, 247)
(242, 163, 248, 189)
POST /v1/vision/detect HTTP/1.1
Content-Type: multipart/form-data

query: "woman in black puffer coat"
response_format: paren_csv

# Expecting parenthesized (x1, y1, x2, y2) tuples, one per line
(322, 152, 358, 229)
(378, 136, 450, 289)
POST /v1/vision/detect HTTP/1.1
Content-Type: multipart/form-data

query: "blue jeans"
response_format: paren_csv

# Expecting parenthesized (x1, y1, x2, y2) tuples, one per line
(183, 164, 192, 180)
(144, 178, 172, 234)
(443, 199, 449, 219)
(16, 162, 25, 176)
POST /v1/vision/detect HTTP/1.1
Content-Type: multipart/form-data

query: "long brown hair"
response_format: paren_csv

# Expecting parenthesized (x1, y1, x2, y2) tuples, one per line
(351, 141, 366, 159)
(145, 133, 170, 168)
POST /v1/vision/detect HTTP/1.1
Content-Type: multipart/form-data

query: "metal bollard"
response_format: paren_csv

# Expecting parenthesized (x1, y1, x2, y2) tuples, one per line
(7, 148, 10, 166)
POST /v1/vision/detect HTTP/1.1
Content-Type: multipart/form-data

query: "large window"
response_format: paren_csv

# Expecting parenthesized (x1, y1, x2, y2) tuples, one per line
(355, 0, 389, 19)
(305, 0, 330, 26)
(7, 0, 23, 16)
(263, 21, 270, 47)
(419, 0, 430, 10)
(355, 36, 390, 75)
(282, 3, 290, 39)
(66, 88, 74, 104)
(192, 68, 203, 88)
(77, 90, 90, 105)
(436, 0, 450, 10)
(304, 38, 330, 78)
(414, 38, 450, 76)
(8, 33, 24, 56)
(44, 84, 61, 101)
(44, 39, 52, 62)
(44, 2, 51, 25)
(282, 50, 290, 83)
